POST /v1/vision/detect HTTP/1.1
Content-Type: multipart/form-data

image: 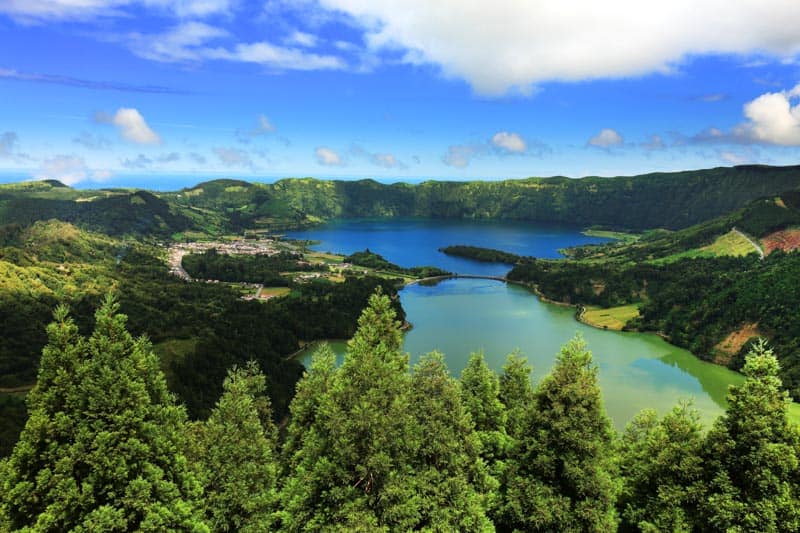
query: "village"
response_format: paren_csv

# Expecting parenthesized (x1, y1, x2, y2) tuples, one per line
(165, 238, 369, 301)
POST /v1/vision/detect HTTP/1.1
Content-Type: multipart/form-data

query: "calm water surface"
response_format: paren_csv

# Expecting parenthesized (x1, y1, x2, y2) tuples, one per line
(290, 219, 752, 429)
(301, 278, 745, 430)
(286, 218, 612, 276)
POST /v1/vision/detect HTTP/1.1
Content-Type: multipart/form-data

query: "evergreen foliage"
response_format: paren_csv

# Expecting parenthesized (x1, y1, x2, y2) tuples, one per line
(0, 295, 206, 532)
(700, 340, 800, 532)
(502, 335, 618, 532)
(188, 362, 278, 532)
(4, 292, 800, 531)
(618, 404, 704, 532)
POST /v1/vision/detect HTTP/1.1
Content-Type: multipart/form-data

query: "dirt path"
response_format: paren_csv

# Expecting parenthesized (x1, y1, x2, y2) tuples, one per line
(733, 227, 764, 259)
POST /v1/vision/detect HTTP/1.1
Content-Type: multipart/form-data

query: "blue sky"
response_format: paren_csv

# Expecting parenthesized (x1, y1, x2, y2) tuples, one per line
(1, 0, 800, 189)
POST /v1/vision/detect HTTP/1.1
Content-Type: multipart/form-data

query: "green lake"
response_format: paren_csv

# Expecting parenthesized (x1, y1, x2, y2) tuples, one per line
(302, 277, 753, 431)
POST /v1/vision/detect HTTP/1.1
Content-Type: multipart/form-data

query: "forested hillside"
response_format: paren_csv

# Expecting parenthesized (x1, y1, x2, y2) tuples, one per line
(0, 220, 404, 456)
(2, 293, 797, 531)
(167, 165, 800, 232)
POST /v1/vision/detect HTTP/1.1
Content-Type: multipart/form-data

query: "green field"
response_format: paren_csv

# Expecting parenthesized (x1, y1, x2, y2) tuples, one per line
(654, 229, 759, 264)
(581, 304, 641, 330)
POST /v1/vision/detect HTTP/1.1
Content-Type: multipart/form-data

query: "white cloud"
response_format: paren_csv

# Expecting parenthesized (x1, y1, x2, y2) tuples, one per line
(35, 155, 88, 186)
(491, 131, 527, 153)
(213, 147, 253, 167)
(642, 134, 665, 150)
(92, 169, 113, 181)
(589, 128, 624, 148)
(256, 114, 275, 133)
(319, 0, 800, 95)
(97, 108, 161, 144)
(0, 0, 234, 22)
(286, 31, 318, 48)
(128, 22, 228, 62)
(442, 144, 481, 168)
(315, 146, 343, 166)
(739, 83, 800, 145)
(127, 22, 345, 70)
(719, 151, 749, 165)
(372, 153, 403, 168)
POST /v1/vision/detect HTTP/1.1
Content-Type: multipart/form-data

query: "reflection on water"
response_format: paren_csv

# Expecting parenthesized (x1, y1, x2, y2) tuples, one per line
(300, 278, 746, 430)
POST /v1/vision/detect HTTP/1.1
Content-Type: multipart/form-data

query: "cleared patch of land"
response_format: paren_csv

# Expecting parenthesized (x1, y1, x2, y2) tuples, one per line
(762, 228, 800, 255)
(654, 229, 759, 263)
(712, 323, 761, 365)
(259, 286, 291, 299)
(581, 304, 640, 330)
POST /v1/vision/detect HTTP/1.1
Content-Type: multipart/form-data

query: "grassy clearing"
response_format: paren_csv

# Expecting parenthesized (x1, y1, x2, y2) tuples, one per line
(306, 251, 344, 264)
(260, 286, 291, 298)
(654, 229, 757, 264)
(581, 304, 640, 330)
(583, 229, 640, 243)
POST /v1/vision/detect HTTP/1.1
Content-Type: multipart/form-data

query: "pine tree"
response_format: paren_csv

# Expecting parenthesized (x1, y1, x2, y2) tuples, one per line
(277, 290, 420, 531)
(189, 362, 278, 532)
(409, 352, 493, 531)
(502, 335, 618, 532)
(701, 340, 800, 532)
(499, 351, 534, 441)
(618, 404, 704, 532)
(0, 295, 206, 531)
(460, 351, 508, 466)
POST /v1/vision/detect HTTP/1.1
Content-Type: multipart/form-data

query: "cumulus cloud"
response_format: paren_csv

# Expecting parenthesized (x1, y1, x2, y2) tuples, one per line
(442, 144, 482, 168)
(491, 131, 527, 153)
(35, 155, 89, 186)
(315, 146, 343, 166)
(97, 108, 161, 145)
(738, 83, 800, 145)
(371, 153, 404, 169)
(213, 147, 253, 168)
(319, 0, 800, 95)
(589, 128, 624, 149)
(237, 114, 276, 142)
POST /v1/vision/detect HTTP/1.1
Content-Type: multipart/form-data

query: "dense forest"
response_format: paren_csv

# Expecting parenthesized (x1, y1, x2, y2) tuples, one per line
(344, 249, 450, 278)
(164, 165, 800, 233)
(181, 249, 324, 286)
(0, 220, 403, 456)
(1, 293, 798, 532)
(4, 165, 800, 239)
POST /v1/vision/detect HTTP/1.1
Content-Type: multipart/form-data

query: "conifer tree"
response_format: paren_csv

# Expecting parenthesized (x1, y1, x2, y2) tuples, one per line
(499, 351, 535, 441)
(501, 335, 617, 532)
(460, 351, 508, 465)
(409, 352, 493, 531)
(0, 295, 206, 531)
(189, 362, 278, 532)
(618, 404, 704, 532)
(701, 340, 800, 532)
(277, 290, 420, 531)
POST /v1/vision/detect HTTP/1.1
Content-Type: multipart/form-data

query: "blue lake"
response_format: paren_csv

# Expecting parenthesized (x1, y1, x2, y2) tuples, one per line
(289, 218, 758, 429)
(286, 218, 612, 276)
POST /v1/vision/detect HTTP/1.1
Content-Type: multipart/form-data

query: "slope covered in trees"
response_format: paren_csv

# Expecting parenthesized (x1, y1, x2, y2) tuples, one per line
(165, 165, 800, 233)
(2, 292, 799, 531)
(0, 220, 404, 456)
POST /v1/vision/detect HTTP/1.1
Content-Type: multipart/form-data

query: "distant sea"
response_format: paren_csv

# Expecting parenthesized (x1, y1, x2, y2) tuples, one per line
(0, 171, 481, 192)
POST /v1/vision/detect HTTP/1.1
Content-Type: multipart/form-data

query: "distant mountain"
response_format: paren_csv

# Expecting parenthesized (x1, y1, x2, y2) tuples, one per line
(3, 165, 800, 236)
(164, 165, 800, 232)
